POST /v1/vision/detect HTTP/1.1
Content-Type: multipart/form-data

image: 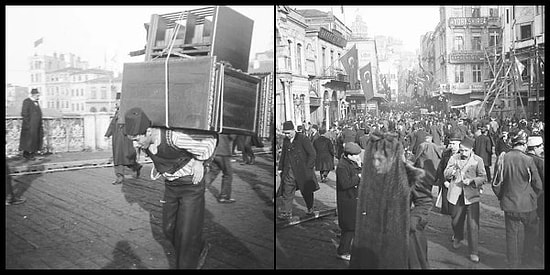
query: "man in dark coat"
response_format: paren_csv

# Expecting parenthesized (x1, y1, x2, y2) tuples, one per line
(434, 133, 461, 215)
(313, 128, 335, 183)
(336, 142, 362, 261)
(413, 135, 442, 186)
(525, 136, 544, 256)
(105, 102, 142, 185)
(473, 126, 493, 183)
(350, 131, 432, 269)
(277, 121, 318, 219)
(410, 124, 428, 156)
(19, 88, 43, 160)
(493, 131, 542, 268)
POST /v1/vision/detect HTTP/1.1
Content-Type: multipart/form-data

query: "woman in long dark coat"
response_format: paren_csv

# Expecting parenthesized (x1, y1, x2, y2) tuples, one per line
(105, 105, 141, 185)
(313, 128, 335, 183)
(335, 142, 362, 261)
(19, 89, 43, 160)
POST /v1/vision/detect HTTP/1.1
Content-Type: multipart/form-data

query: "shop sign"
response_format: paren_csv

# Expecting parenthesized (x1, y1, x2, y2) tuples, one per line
(318, 27, 347, 48)
(449, 17, 487, 28)
(448, 51, 484, 63)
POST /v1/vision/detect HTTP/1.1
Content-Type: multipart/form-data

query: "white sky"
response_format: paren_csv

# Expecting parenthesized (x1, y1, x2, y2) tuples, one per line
(5, 5, 274, 86)
(293, 5, 440, 53)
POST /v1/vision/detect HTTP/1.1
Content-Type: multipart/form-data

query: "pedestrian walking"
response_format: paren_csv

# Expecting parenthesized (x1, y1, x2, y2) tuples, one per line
(124, 107, 216, 269)
(492, 130, 543, 268)
(335, 142, 362, 261)
(308, 124, 320, 143)
(443, 136, 487, 263)
(19, 88, 43, 161)
(313, 128, 335, 183)
(237, 135, 256, 165)
(105, 98, 142, 185)
(526, 136, 544, 254)
(473, 126, 493, 183)
(204, 134, 237, 203)
(350, 131, 432, 269)
(434, 133, 461, 215)
(277, 121, 318, 220)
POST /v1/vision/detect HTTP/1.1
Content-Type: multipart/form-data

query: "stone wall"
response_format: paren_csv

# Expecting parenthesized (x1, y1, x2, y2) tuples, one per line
(5, 112, 113, 157)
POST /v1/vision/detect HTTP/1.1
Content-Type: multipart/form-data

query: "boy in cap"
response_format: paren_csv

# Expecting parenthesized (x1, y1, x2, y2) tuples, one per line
(124, 107, 217, 269)
(444, 136, 487, 263)
(335, 142, 362, 261)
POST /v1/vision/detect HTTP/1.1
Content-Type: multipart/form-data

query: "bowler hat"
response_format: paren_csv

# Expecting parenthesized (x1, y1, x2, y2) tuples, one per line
(460, 136, 475, 149)
(124, 107, 152, 136)
(344, 142, 362, 155)
(30, 88, 39, 94)
(282, 121, 294, 131)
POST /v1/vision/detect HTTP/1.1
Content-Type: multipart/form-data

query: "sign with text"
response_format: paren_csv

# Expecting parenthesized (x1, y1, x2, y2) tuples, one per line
(318, 27, 347, 48)
(448, 51, 484, 64)
(449, 17, 486, 27)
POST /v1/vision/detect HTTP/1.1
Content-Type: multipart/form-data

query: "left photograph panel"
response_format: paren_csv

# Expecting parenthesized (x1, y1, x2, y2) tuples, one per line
(5, 5, 275, 269)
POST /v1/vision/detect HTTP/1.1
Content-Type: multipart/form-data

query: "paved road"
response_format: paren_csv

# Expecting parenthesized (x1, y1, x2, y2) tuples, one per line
(275, 158, 545, 269)
(5, 151, 274, 269)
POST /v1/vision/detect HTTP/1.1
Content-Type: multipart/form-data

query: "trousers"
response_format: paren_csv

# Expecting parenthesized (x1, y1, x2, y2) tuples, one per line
(205, 155, 233, 199)
(162, 176, 206, 269)
(504, 210, 538, 267)
(450, 194, 479, 255)
(280, 168, 314, 214)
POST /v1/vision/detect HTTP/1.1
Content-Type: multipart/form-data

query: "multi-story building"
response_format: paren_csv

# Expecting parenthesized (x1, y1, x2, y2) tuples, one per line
(433, 6, 502, 108)
(500, 5, 545, 117)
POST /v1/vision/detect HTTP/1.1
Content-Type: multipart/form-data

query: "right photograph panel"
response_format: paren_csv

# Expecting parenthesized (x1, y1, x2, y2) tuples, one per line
(275, 5, 545, 269)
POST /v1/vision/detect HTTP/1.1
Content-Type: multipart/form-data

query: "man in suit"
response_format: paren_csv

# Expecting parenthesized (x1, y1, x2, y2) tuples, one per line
(496, 131, 542, 267)
(204, 134, 237, 203)
(473, 126, 493, 183)
(526, 136, 544, 255)
(444, 136, 487, 263)
(277, 121, 317, 219)
(19, 88, 43, 160)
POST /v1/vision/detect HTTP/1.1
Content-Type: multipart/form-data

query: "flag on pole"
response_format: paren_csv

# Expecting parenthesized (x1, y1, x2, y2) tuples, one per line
(360, 62, 374, 101)
(514, 56, 525, 77)
(34, 37, 43, 47)
(530, 58, 535, 84)
(340, 44, 358, 89)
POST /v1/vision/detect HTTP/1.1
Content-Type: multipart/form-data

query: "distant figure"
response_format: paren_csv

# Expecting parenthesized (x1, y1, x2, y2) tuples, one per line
(204, 134, 237, 203)
(236, 135, 255, 165)
(19, 88, 43, 160)
(313, 128, 335, 183)
(105, 97, 142, 185)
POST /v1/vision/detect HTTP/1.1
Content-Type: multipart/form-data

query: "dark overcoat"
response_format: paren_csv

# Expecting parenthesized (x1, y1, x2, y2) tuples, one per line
(313, 135, 335, 171)
(434, 148, 454, 215)
(105, 109, 137, 166)
(19, 97, 43, 153)
(473, 134, 493, 166)
(278, 133, 318, 193)
(336, 156, 361, 232)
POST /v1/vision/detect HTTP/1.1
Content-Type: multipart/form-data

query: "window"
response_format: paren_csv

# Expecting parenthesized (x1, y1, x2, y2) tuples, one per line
(101, 87, 107, 99)
(506, 9, 509, 24)
(321, 47, 327, 75)
(489, 30, 499, 46)
(471, 7, 481, 17)
(454, 35, 464, 51)
(472, 34, 482, 50)
(473, 64, 482, 83)
(489, 8, 498, 17)
(520, 24, 532, 40)
(536, 6, 540, 16)
(455, 65, 464, 83)
(330, 50, 334, 74)
(337, 53, 341, 69)
(55, 87, 59, 96)
(287, 40, 293, 71)
(296, 43, 302, 74)
(91, 87, 97, 99)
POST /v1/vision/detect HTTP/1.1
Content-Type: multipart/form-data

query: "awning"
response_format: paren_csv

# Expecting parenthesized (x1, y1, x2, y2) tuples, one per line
(322, 80, 348, 91)
(450, 100, 482, 109)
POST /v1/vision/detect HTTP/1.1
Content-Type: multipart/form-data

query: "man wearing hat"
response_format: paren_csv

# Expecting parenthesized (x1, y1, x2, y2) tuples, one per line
(308, 124, 320, 143)
(335, 142, 362, 261)
(277, 120, 317, 219)
(19, 88, 43, 160)
(492, 130, 542, 267)
(525, 135, 544, 255)
(124, 107, 216, 269)
(435, 132, 462, 215)
(444, 136, 487, 263)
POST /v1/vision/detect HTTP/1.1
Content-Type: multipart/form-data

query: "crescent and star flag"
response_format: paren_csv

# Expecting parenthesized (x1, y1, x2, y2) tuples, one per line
(360, 62, 374, 101)
(340, 44, 358, 89)
(514, 56, 525, 85)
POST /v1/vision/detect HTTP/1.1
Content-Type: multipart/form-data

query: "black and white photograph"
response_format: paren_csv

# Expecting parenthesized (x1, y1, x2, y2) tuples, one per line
(5, 5, 274, 269)
(275, 5, 544, 269)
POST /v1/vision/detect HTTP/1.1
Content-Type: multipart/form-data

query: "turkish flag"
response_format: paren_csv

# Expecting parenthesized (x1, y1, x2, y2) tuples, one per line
(360, 62, 374, 101)
(340, 44, 358, 89)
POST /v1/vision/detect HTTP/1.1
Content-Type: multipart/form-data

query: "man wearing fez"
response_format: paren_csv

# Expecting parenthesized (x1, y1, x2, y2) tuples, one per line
(19, 88, 43, 160)
(104, 93, 142, 185)
(444, 136, 487, 263)
(277, 120, 318, 220)
(124, 107, 217, 269)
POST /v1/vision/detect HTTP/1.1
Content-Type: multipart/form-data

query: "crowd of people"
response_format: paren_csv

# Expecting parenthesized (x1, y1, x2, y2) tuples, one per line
(275, 109, 544, 268)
